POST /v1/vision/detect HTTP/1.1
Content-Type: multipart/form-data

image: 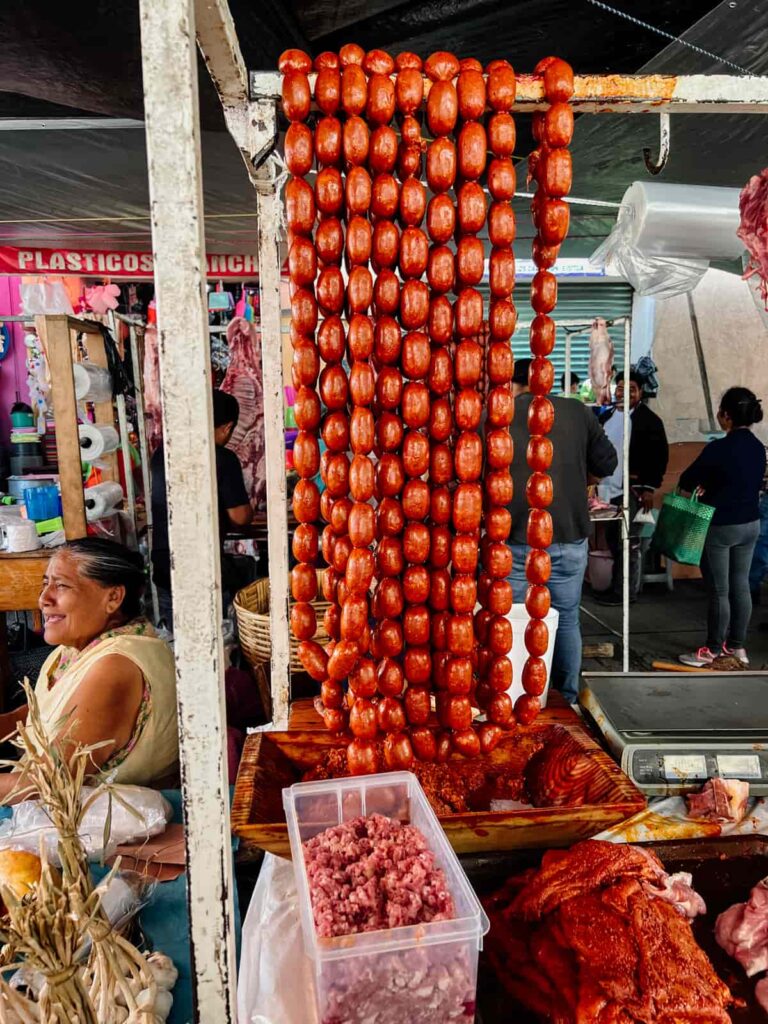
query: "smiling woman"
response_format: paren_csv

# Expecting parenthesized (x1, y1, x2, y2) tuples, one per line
(0, 539, 178, 803)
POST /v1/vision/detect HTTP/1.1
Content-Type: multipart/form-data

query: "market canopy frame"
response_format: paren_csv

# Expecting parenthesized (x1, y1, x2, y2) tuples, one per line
(135, 0, 768, 1017)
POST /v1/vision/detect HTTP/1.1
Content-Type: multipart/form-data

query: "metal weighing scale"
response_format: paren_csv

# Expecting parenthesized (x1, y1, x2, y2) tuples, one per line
(580, 673, 768, 795)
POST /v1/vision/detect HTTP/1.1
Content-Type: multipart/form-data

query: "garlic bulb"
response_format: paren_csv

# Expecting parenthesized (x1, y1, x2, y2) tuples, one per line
(145, 953, 178, 992)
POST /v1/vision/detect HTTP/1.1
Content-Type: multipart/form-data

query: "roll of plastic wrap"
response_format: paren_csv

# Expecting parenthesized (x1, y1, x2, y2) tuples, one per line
(5, 520, 42, 552)
(622, 182, 743, 259)
(78, 423, 120, 460)
(72, 363, 113, 403)
(84, 482, 124, 520)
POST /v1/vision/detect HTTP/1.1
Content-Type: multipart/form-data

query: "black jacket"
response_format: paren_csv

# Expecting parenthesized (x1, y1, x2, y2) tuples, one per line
(628, 402, 669, 490)
(600, 401, 669, 491)
(509, 393, 617, 545)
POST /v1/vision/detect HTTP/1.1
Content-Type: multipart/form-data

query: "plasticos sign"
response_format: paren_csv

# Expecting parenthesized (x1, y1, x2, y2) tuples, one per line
(0, 245, 258, 279)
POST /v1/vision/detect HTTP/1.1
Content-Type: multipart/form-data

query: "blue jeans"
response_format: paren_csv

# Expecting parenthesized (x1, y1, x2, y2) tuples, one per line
(749, 494, 768, 593)
(509, 539, 589, 704)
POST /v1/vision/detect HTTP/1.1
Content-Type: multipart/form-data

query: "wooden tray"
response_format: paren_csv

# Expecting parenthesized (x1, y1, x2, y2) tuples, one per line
(231, 710, 646, 859)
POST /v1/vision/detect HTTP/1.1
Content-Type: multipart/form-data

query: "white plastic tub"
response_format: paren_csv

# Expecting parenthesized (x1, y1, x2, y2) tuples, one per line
(505, 603, 559, 707)
(283, 771, 490, 1024)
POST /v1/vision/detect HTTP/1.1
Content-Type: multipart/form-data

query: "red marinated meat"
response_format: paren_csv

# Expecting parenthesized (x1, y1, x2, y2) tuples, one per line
(511, 840, 665, 921)
(486, 840, 732, 1024)
(303, 813, 455, 938)
(715, 876, 768, 977)
(738, 167, 768, 308)
(525, 727, 614, 807)
(687, 778, 750, 823)
(221, 316, 266, 508)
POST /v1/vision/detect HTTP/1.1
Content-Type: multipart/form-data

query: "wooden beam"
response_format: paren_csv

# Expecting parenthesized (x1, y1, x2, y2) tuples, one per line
(255, 180, 290, 727)
(138, 0, 237, 1019)
(251, 71, 768, 113)
(37, 315, 87, 540)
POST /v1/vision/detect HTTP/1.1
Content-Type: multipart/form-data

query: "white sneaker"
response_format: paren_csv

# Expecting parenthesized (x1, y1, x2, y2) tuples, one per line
(679, 647, 716, 668)
(723, 645, 750, 666)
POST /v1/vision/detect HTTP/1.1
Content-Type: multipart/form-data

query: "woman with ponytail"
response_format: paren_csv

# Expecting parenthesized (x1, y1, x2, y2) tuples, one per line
(0, 538, 178, 797)
(679, 387, 767, 667)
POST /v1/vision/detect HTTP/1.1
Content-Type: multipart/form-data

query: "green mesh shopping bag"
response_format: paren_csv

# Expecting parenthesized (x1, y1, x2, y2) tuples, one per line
(651, 490, 715, 566)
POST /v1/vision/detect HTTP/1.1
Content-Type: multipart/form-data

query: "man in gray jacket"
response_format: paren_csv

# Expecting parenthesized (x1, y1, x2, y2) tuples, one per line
(508, 359, 617, 703)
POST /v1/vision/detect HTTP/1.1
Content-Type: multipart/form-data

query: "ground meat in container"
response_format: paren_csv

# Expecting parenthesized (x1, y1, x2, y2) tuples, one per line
(304, 814, 455, 937)
(303, 813, 475, 1024)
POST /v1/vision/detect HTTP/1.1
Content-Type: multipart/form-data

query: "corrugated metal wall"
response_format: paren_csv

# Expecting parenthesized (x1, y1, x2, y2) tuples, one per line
(486, 280, 634, 386)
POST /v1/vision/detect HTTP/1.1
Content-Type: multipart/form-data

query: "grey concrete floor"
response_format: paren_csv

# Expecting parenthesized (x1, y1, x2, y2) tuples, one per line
(581, 579, 768, 674)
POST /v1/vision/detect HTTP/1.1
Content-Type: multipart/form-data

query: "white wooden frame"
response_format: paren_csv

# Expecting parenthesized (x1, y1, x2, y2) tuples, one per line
(135, 2, 768, 1014)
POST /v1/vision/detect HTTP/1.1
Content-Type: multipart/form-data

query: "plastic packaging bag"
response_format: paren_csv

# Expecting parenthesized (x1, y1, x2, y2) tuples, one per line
(19, 279, 75, 316)
(590, 181, 742, 299)
(595, 795, 768, 844)
(237, 852, 318, 1024)
(0, 785, 172, 865)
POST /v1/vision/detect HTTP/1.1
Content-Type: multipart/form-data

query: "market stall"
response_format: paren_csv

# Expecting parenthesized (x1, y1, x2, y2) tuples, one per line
(2, 0, 766, 1021)
(148, 9, 768, 1019)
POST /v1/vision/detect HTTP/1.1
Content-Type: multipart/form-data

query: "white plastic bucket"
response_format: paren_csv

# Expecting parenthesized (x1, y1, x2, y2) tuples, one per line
(505, 604, 559, 707)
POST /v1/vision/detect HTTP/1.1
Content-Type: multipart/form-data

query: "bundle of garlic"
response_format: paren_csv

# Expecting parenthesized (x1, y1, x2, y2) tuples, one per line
(0, 682, 178, 1024)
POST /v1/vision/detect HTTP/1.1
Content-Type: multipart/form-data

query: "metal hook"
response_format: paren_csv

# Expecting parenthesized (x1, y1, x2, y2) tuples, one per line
(643, 111, 670, 175)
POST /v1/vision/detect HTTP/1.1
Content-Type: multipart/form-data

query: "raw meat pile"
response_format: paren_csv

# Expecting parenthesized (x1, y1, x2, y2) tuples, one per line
(303, 812, 454, 937)
(717, 875, 768, 1012)
(738, 167, 768, 308)
(303, 813, 473, 1024)
(686, 777, 750, 823)
(282, 45, 574, 774)
(485, 840, 732, 1023)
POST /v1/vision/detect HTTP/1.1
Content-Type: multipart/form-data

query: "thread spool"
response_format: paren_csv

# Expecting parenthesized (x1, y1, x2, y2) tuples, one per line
(78, 424, 120, 461)
(84, 482, 124, 521)
(72, 363, 113, 403)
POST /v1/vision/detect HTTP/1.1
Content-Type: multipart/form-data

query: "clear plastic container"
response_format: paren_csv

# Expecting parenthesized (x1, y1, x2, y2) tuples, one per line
(283, 771, 490, 1024)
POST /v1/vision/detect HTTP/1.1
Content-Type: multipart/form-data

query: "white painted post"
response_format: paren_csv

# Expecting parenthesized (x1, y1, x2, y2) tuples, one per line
(255, 178, 290, 728)
(622, 317, 632, 673)
(138, 0, 237, 1019)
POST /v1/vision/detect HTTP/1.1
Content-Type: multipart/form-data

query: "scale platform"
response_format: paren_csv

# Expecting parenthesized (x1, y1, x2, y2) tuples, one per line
(580, 673, 768, 795)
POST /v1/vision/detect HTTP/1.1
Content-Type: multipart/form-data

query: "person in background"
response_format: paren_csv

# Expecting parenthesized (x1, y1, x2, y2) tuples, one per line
(560, 371, 581, 395)
(595, 371, 669, 605)
(0, 539, 178, 799)
(507, 358, 617, 703)
(151, 389, 252, 627)
(678, 387, 766, 667)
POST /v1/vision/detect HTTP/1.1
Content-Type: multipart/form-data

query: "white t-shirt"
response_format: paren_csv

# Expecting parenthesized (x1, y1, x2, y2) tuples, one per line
(599, 408, 632, 501)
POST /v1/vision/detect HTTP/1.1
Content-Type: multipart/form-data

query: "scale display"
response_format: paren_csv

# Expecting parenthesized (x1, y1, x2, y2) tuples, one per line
(663, 754, 707, 781)
(627, 746, 768, 794)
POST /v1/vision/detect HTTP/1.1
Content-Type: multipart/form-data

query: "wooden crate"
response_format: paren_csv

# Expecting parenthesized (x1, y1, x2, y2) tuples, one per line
(231, 710, 646, 859)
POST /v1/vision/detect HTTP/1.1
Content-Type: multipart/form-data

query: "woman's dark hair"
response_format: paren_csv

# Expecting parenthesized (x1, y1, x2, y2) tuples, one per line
(720, 387, 764, 428)
(65, 538, 146, 620)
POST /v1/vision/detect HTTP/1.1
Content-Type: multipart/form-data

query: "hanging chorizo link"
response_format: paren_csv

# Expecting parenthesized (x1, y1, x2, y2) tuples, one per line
(518, 56, 574, 727)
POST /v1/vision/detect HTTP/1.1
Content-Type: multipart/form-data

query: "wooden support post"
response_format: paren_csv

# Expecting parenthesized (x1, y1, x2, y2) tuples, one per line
(138, 0, 237, 1019)
(37, 315, 87, 540)
(255, 180, 290, 727)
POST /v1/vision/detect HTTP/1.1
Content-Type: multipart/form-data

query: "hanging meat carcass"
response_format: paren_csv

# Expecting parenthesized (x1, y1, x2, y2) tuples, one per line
(588, 316, 614, 405)
(221, 316, 267, 508)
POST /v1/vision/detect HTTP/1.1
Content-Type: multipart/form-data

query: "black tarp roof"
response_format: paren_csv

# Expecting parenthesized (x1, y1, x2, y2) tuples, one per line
(0, 0, 763, 256)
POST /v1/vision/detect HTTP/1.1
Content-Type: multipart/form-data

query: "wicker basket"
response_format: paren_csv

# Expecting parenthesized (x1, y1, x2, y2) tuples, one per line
(235, 573, 330, 675)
